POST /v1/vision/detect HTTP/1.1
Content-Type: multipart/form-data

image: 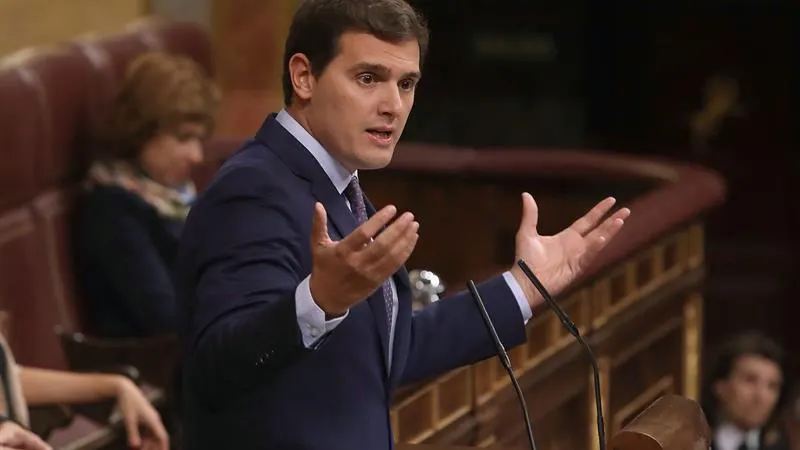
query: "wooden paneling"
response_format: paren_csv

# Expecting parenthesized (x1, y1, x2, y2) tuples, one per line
(388, 216, 706, 448)
(210, 0, 295, 136)
(372, 150, 722, 448)
(0, 0, 146, 57)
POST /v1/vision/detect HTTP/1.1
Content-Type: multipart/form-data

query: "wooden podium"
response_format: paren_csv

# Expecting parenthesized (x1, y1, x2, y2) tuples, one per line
(397, 395, 710, 450)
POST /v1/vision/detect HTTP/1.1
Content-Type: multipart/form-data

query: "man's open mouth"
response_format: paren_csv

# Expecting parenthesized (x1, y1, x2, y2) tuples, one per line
(367, 129, 392, 139)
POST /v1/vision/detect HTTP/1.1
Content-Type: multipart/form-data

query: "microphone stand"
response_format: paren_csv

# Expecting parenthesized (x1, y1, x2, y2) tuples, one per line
(516, 259, 607, 450)
(467, 280, 538, 450)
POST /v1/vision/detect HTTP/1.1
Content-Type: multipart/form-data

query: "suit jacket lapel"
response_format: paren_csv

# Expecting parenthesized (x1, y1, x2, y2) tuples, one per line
(364, 194, 411, 382)
(257, 115, 391, 373)
(359, 193, 397, 371)
(255, 114, 358, 239)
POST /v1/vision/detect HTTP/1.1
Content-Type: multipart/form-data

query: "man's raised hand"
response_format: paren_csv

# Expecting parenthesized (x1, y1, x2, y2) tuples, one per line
(309, 203, 419, 316)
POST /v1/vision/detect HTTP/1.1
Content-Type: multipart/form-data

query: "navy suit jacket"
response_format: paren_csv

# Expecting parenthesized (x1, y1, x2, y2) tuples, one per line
(176, 114, 528, 450)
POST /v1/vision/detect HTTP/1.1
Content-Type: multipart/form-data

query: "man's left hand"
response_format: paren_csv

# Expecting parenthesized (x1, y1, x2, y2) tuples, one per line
(510, 193, 630, 309)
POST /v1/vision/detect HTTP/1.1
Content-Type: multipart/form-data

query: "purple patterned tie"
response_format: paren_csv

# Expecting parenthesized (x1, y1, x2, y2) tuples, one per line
(344, 177, 393, 329)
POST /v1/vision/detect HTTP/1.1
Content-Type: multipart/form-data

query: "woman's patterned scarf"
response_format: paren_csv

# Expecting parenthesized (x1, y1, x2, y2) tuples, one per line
(85, 160, 195, 220)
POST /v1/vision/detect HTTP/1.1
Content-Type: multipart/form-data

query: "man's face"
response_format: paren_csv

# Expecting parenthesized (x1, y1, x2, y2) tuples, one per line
(714, 354, 782, 430)
(289, 31, 421, 172)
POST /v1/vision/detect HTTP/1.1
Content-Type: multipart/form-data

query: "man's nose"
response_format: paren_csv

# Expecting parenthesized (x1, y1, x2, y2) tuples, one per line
(378, 85, 403, 117)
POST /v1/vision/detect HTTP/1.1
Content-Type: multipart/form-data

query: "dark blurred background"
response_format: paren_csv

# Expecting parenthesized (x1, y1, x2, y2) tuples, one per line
(403, 0, 797, 367)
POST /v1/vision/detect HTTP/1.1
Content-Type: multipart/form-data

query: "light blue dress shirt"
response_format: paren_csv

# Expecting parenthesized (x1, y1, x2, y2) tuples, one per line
(276, 110, 533, 369)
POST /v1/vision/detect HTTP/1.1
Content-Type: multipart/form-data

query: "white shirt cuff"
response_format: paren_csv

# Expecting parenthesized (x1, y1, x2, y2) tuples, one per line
(502, 271, 533, 324)
(295, 275, 348, 348)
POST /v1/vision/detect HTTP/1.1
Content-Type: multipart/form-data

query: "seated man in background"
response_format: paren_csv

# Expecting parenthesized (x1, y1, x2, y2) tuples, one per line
(0, 313, 168, 449)
(73, 51, 220, 338)
(702, 331, 791, 450)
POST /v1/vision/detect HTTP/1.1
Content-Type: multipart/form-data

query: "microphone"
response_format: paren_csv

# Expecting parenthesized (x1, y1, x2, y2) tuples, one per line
(516, 259, 607, 450)
(467, 280, 538, 450)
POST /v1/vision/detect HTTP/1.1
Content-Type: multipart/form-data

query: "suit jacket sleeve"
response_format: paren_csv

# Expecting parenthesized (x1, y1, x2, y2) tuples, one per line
(184, 166, 313, 407)
(400, 275, 528, 385)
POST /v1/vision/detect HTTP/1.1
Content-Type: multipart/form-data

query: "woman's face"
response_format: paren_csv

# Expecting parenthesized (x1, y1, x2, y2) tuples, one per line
(138, 121, 207, 187)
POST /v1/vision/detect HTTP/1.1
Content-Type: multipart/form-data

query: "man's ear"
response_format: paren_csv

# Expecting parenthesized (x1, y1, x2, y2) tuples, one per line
(288, 53, 315, 102)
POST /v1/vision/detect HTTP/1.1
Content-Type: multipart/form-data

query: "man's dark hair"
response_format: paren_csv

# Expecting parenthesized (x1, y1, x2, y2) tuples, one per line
(282, 0, 429, 106)
(700, 331, 787, 429)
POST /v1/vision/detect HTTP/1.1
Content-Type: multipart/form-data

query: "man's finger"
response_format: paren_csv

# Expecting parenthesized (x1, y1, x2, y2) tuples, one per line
(311, 203, 332, 247)
(369, 222, 419, 281)
(569, 197, 617, 236)
(361, 212, 414, 260)
(519, 193, 540, 235)
(341, 205, 399, 250)
(388, 224, 419, 267)
(585, 208, 629, 252)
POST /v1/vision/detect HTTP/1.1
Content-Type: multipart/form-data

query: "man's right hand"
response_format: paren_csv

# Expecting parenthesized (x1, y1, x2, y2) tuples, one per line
(309, 202, 419, 316)
(0, 421, 51, 450)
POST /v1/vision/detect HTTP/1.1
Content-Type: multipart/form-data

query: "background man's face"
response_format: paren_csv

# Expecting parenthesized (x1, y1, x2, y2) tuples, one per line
(715, 354, 782, 430)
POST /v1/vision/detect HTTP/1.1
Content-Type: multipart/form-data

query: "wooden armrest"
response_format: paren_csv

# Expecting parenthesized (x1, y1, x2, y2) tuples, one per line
(55, 327, 179, 390)
(387, 145, 727, 285)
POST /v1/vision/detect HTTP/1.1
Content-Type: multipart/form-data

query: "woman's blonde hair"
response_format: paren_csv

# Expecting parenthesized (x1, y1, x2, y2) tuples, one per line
(101, 51, 221, 160)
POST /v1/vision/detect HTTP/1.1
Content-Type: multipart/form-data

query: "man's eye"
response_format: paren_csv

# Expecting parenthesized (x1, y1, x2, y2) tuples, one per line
(399, 79, 416, 91)
(358, 73, 375, 84)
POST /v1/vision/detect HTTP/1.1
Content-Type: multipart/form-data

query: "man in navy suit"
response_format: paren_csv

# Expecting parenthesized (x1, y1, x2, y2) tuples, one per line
(175, 0, 631, 449)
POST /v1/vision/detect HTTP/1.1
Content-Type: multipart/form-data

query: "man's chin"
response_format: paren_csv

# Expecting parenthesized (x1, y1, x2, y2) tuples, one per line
(355, 151, 395, 171)
(738, 417, 769, 431)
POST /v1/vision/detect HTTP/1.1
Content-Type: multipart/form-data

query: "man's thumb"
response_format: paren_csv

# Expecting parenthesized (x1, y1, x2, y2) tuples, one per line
(311, 202, 331, 246)
(519, 192, 540, 234)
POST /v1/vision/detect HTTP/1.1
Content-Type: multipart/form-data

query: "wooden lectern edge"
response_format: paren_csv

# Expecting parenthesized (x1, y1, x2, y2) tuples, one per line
(397, 395, 710, 450)
(611, 395, 711, 450)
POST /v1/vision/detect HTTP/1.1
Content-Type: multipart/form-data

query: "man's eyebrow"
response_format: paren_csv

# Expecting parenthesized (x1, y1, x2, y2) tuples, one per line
(352, 62, 421, 80)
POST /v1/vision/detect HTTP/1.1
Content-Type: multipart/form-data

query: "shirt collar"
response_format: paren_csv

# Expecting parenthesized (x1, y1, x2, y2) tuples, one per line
(715, 422, 760, 450)
(275, 109, 356, 194)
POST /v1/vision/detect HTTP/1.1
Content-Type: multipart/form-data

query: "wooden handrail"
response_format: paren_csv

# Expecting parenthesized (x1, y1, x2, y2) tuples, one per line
(388, 144, 726, 285)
